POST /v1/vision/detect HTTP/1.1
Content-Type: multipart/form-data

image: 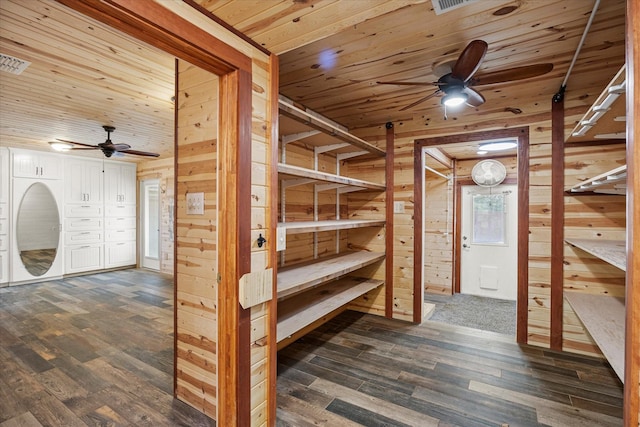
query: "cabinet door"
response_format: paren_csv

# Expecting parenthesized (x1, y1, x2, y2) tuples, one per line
(12, 151, 39, 178)
(120, 165, 137, 205)
(0, 251, 7, 284)
(85, 161, 104, 203)
(39, 153, 62, 179)
(103, 163, 121, 204)
(105, 241, 136, 268)
(64, 159, 87, 203)
(65, 244, 103, 274)
(0, 148, 8, 203)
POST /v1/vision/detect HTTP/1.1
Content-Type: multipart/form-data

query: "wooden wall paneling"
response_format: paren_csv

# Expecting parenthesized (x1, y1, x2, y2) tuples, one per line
(624, 0, 639, 422)
(175, 60, 219, 418)
(550, 95, 564, 351)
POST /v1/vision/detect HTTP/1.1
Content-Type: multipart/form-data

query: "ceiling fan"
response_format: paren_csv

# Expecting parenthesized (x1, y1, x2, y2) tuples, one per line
(51, 125, 160, 158)
(377, 40, 554, 111)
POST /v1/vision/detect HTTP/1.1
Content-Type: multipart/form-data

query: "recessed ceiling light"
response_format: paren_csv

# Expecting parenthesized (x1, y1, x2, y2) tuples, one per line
(479, 141, 517, 151)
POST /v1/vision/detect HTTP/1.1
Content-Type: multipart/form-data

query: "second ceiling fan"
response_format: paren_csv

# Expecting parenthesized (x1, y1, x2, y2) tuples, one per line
(377, 40, 554, 111)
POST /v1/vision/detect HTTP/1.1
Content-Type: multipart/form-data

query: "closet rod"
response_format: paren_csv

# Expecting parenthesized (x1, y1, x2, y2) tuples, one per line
(425, 165, 451, 180)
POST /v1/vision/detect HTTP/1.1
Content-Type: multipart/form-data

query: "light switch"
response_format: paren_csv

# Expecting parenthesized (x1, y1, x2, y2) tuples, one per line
(186, 192, 204, 215)
(394, 201, 405, 213)
(276, 226, 286, 251)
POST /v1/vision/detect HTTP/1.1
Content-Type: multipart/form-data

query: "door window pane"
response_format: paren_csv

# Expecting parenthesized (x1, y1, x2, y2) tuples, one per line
(472, 193, 505, 245)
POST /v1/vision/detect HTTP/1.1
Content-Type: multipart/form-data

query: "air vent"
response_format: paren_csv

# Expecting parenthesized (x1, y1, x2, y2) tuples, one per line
(432, 0, 478, 15)
(0, 53, 31, 75)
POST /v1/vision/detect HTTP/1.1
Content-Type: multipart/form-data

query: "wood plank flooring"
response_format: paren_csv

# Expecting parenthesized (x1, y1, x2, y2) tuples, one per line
(1, 270, 624, 426)
(0, 269, 214, 427)
(276, 311, 624, 426)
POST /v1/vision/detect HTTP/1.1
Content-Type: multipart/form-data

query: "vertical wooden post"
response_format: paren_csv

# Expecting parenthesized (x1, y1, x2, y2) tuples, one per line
(385, 122, 394, 318)
(550, 94, 565, 350)
(266, 53, 280, 427)
(624, 0, 639, 423)
(413, 142, 423, 323)
(217, 68, 252, 426)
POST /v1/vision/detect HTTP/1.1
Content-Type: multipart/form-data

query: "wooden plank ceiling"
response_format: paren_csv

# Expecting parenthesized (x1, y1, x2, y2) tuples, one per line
(0, 0, 627, 161)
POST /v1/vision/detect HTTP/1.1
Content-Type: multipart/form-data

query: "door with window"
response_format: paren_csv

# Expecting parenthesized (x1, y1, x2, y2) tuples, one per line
(140, 179, 160, 270)
(460, 184, 517, 300)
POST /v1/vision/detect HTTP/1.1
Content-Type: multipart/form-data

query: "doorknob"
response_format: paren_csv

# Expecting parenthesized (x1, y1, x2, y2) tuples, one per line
(463, 243, 469, 248)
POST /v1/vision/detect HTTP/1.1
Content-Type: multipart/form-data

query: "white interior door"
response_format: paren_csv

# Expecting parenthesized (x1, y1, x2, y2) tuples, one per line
(460, 184, 517, 300)
(140, 179, 160, 270)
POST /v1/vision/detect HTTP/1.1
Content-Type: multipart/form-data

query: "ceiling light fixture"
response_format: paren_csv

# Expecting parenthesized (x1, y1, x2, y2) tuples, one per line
(49, 141, 73, 151)
(476, 150, 488, 155)
(479, 140, 518, 151)
(442, 89, 468, 107)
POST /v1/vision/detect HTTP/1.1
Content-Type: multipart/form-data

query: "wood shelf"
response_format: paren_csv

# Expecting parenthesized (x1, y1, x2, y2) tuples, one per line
(568, 66, 626, 143)
(279, 96, 385, 158)
(564, 293, 625, 382)
(278, 163, 385, 191)
(277, 276, 384, 343)
(279, 219, 386, 235)
(566, 165, 627, 195)
(565, 238, 626, 271)
(277, 251, 385, 300)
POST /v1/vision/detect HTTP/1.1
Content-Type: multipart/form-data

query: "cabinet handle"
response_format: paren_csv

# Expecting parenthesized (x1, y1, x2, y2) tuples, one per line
(81, 232, 90, 235)
(40, 167, 43, 176)
(80, 218, 91, 221)
(80, 245, 90, 249)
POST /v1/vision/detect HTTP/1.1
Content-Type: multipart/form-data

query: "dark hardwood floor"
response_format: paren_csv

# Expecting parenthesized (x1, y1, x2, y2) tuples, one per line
(1, 270, 623, 426)
(0, 269, 213, 427)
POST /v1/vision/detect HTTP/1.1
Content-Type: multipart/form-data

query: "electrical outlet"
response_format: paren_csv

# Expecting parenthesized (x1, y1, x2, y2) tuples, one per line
(186, 192, 204, 215)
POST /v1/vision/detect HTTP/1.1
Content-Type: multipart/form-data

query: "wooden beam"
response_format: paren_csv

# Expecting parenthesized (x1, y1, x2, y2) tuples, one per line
(266, 53, 279, 427)
(424, 147, 453, 169)
(516, 128, 530, 345)
(385, 122, 394, 319)
(624, 0, 639, 423)
(413, 142, 423, 323)
(550, 96, 564, 351)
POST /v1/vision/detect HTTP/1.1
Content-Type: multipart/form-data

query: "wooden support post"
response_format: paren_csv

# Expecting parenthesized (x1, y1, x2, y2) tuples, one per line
(624, 0, 639, 423)
(550, 94, 565, 351)
(385, 122, 395, 319)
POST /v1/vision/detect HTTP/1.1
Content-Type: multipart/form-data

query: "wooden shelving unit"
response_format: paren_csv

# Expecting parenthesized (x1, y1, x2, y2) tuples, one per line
(276, 95, 386, 345)
(566, 165, 627, 195)
(564, 238, 626, 271)
(278, 276, 384, 343)
(564, 293, 625, 381)
(563, 64, 627, 382)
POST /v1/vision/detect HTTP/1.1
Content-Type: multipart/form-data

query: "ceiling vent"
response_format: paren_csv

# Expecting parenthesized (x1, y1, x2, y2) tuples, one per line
(0, 53, 31, 75)
(432, 0, 478, 15)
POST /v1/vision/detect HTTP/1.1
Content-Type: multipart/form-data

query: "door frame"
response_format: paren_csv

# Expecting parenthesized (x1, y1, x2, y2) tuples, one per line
(55, 0, 267, 424)
(140, 178, 160, 270)
(414, 127, 529, 344)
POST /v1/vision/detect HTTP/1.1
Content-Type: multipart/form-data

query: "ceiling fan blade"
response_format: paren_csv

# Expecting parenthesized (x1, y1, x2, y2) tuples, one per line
(399, 90, 441, 111)
(56, 139, 98, 148)
(451, 40, 488, 82)
(119, 149, 160, 157)
(463, 87, 485, 107)
(102, 143, 131, 151)
(377, 80, 437, 86)
(470, 63, 554, 86)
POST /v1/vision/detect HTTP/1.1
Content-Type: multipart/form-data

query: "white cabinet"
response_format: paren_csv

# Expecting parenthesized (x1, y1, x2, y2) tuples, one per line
(65, 244, 103, 274)
(104, 163, 136, 205)
(104, 161, 137, 268)
(0, 148, 7, 285)
(0, 147, 8, 203)
(12, 149, 62, 179)
(64, 158, 104, 204)
(105, 241, 136, 268)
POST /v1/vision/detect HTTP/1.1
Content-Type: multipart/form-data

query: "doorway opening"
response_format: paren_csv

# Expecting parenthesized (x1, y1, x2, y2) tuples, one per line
(414, 128, 529, 342)
(140, 179, 160, 270)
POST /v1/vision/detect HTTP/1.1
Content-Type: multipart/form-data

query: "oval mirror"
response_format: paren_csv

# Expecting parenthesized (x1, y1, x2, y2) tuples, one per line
(17, 182, 60, 277)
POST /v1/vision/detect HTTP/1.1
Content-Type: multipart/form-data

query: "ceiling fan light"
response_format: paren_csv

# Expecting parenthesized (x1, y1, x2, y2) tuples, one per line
(49, 141, 73, 151)
(442, 91, 468, 107)
(479, 140, 518, 151)
(476, 150, 488, 155)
